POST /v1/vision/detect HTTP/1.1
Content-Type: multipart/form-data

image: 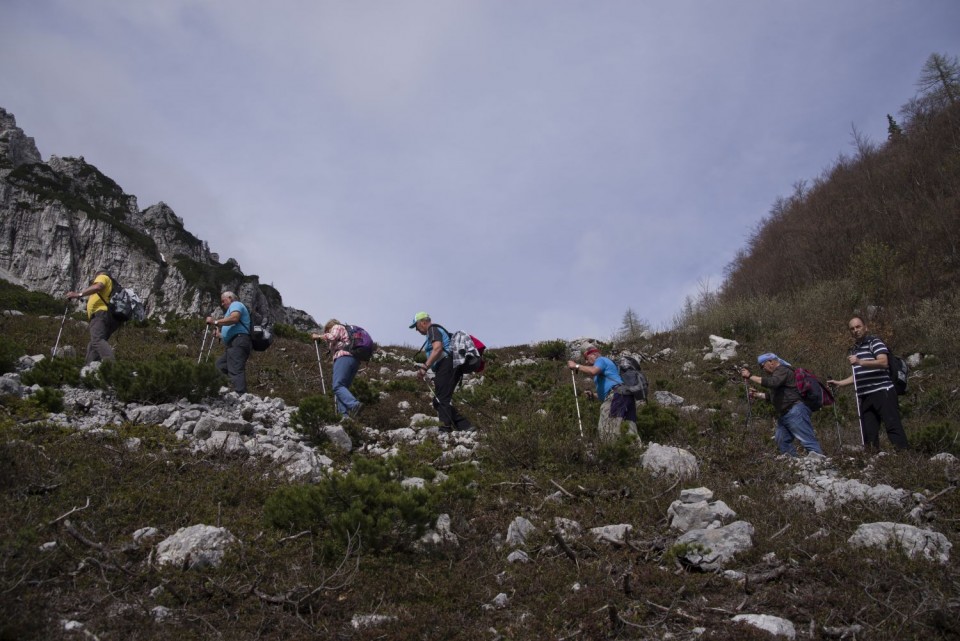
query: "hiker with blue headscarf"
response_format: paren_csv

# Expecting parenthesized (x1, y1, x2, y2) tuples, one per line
(741, 353, 824, 457)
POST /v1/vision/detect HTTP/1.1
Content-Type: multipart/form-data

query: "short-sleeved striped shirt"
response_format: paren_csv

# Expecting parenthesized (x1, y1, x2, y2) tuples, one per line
(851, 335, 894, 396)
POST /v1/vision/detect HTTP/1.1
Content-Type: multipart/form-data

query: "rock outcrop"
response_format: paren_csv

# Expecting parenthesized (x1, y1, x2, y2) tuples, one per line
(0, 107, 315, 329)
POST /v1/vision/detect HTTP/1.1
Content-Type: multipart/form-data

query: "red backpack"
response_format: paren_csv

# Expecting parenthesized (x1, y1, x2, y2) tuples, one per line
(794, 367, 834, 411)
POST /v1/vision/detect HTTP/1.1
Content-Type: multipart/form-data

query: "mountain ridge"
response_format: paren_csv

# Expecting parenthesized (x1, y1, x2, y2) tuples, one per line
(0, 107, 317, 329)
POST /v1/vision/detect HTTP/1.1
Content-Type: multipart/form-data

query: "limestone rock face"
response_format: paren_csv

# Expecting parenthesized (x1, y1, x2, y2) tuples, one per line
(0, 108, 41, 174)
(0, 106, 315, 329)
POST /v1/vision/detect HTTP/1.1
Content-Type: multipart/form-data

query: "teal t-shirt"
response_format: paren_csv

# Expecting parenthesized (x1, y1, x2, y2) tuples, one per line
(593, 356, 623, 401)
(423, 325, 450, 371)
(222, 301, 251, 343)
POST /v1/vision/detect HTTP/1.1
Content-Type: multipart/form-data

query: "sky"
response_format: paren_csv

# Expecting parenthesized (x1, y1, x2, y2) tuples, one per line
(1, 1, 958, 348)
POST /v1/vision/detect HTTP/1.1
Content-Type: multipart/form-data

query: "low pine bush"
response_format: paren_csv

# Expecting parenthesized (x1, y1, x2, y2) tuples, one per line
(20, 356, 83, 387)
(30, 387, 64, 414)
(912, 420, 960, 455)
(290, 394, 339, 441)
(95, 357, 223, 403)
(534, 339, 568, 360)
(0, 336, 23, 375)
(263, 456, 473, 553)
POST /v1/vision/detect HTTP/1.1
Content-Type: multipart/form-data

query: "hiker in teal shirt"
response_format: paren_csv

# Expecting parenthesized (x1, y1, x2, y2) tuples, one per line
(207, 291, 252, 394)
(567, 346, 638, 444)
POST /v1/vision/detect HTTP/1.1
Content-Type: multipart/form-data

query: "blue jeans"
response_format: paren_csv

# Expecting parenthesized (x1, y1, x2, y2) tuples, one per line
(776, 402, 823, 456)
(332, 355, 360, 415)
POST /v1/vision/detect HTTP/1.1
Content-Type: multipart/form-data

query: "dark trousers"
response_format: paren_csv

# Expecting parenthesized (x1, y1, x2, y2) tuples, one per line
(85, 311, 118, 364)
(216, 333, 252, 394)
(432, 357, 472, 429)
(858, 388, 909, 450)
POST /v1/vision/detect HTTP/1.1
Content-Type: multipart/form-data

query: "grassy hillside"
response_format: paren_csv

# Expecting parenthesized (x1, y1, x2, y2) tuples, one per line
(0, 302, 957, 639)
(1, 56, 958, 641)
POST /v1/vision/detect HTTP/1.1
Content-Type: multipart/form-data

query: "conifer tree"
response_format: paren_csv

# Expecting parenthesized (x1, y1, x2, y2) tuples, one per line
(917, 52, 959, 107)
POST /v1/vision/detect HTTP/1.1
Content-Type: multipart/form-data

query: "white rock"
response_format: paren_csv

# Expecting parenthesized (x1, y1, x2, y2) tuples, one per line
(642, 443, 699, 478)
(507, 550, 531, 564)
(653, 391, 685, 406)
(506, 516, 536, 547)
(351, 614, 397, 630)
(731, 614, 796, 639)
(155, 524, 238, 569)
(589, 524, 633, 545)
(848, 522, 951, 564)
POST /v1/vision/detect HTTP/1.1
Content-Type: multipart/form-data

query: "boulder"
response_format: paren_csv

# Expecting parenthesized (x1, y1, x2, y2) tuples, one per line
(155, 524, 238, 569)
(675, 521, 755, 570)
(642, 443, 699, 478)
(506, 516, 536, 547)
(848, 522, 951, 564)
(731, 614, 796, 639)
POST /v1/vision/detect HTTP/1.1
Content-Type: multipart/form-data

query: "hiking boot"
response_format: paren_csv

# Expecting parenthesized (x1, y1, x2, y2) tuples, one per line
(438, 424, 454, 433)
(347, 403, 363, 418)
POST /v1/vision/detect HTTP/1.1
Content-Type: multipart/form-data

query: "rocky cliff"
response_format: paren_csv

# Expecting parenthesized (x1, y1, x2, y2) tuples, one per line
(0, 107, 316, 328)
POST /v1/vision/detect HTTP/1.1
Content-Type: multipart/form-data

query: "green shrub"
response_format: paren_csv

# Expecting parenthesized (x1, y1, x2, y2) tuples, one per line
(911, 421, 960, 455)
(94, 358, 223, 403)
(0, 279, 66, 315)
(263, 456, 474, 553)
(481, 414, 587, 472)
(534, 339, 568, 361)
(385, 379, 420, 393)
(20, 357, 84, 387)
(290, 394, 339, 442)
(597, 431, 642, 468)
(350, 377, 379, 405)
(635, 402, 684, 443)
(0, 336, 24, 375)
(30, 387, 64, 414)
(273, 323, 310, 341)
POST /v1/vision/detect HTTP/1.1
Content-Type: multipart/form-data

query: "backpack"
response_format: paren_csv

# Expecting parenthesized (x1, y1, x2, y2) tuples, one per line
(888, 353, 909, 395)
(248, 312, 274, 352)
(617, 354, 649, 401)
(344, 324, 375, 361)
(793, 367, 834, 411)
(99, 276, 146, 323)
(435, 325, 486, 374)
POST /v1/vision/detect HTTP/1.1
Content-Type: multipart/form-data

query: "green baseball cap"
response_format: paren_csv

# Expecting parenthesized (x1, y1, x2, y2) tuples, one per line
(409, 311, 430, 328)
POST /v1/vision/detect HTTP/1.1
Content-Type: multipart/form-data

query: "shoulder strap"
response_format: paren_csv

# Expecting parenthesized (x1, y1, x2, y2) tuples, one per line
(431, 324, 452, 354)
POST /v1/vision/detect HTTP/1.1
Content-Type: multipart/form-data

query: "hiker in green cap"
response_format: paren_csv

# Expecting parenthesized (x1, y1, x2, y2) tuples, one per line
(411, 312, 473, 432)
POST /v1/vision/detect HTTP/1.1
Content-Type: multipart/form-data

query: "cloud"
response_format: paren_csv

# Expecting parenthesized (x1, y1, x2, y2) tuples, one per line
(2, 0, 959, 348)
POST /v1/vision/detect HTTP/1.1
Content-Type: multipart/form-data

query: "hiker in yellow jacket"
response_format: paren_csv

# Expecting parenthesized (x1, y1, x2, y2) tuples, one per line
(66, 270, 118, 363)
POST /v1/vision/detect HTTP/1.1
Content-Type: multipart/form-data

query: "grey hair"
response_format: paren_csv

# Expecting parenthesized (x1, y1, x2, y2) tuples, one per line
(221, 291, 237, 301)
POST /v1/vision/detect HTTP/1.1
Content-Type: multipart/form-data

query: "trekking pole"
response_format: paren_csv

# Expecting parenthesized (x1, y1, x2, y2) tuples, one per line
(198, 324, 210, 364)
(314, 340, 327, 395)
(205, 333, 216, 362)
(742, 373, 752, 430)
(851, 359, 865, 447)
(571, 370, 585, 438)
(829, 383, 843, 450)
(52, 305, 70, 358)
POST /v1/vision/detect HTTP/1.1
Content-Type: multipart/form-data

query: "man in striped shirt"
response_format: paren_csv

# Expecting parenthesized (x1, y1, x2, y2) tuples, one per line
(828, 316, 909, 451)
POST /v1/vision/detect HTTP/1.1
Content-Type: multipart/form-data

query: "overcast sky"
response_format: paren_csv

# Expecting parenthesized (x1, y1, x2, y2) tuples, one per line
(2, 1, 958, 347)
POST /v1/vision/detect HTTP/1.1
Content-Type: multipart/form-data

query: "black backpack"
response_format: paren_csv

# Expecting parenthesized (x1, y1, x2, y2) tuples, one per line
(243, 312, 274, 352)
(617, 354, 649, 401)
(888, 353, 909, 395)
